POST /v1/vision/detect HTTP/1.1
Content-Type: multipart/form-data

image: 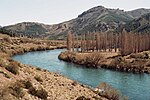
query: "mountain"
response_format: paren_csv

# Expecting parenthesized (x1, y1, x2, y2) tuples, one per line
(3, 6, 150, 39)
(127, 8, 150, 18)
(2, 22, 52, 38)
(116, 13, 150, 33)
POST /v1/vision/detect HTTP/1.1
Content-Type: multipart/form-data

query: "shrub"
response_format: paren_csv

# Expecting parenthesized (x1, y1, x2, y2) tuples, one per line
(96, 82, 127, 100)
(85, 53, 102, 67)
(22, 79, 48, 99)
(36, 88, 48, 100)
(23, 80, 32, 89)
(76, 96, 90, 100)
(0, 71, 10, 78)
(110, 57, 123, 67)
(5, 61, 19, 75)
(36, 67, 42, 71)
(5, 65, 18, 75)
(129, 52, 149, 59)
(110, 57, 131, 69)
(34, 76, 43, 82)
(143, 52, 149, 59)
(29, 86, 48, 99)
(9, 81, 25, 99)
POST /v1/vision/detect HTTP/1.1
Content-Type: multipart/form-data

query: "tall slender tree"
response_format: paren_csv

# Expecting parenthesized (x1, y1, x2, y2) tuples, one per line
(67, 31, 73, 51)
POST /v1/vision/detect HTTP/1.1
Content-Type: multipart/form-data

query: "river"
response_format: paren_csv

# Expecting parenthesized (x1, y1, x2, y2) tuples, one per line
(12, 49, 150, 100)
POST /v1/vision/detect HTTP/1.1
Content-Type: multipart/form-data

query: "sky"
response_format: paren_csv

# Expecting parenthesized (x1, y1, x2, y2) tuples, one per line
(0, 0, 149, 26)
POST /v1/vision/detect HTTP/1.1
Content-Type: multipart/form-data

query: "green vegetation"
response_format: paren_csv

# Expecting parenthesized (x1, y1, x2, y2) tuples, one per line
(3, 7, 150, 39)
(0, 28, 14, 36)
(116, 13, 150, 33)
(25, 24, 47, 35)
(100, 12, 133, 23)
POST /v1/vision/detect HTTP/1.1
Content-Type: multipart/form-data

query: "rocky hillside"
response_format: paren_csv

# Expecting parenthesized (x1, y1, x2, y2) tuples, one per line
(2, 6, 150, 39)
(116, 13, 150, 33)
(127, 8, 150, 18)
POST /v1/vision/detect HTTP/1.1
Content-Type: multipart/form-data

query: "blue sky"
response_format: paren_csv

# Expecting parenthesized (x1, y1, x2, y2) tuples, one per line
(0, 0, 149, 26)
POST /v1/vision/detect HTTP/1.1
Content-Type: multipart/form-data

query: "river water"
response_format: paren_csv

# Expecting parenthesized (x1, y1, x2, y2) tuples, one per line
(12, 49, 150, 100)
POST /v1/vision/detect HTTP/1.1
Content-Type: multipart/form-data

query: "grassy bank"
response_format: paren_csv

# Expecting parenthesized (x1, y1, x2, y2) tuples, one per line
(58, 51, 150, 74)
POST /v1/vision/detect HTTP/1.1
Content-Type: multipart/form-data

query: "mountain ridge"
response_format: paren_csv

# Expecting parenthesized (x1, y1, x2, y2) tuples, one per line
(2, 6, 150, 39)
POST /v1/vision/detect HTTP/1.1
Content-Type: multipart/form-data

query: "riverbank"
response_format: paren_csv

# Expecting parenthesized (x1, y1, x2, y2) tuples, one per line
(58, 51, 150, 74)
(0, 33, 108, 100)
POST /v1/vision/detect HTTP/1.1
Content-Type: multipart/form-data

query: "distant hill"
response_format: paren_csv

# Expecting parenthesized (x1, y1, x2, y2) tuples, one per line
(3, 6, 150, 39)
(116, 13, 150, 33)
(127, 8, 150, 18)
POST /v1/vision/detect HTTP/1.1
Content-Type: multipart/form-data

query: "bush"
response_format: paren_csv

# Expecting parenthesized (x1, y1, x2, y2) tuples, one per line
(0, 71, 10, 78)
(36, 88, 48, 100)
(85, 53, 102, 67)
(36, 67, 42, 71)
(110, 57, 123, 67)
(96, 82, 127, 100)
(23, 80, 32, 89)
(76, 96, 90, 100)
(9, 81, 25, 99)
(110, 57, 131, 69)
(5, 65, 18, 75)
(5, 61, 19, 75)
(21, 79, 48, 99)
(29, 86, 48, 99)
(129, 52, 149, 59)
(34, 76, 43, 82)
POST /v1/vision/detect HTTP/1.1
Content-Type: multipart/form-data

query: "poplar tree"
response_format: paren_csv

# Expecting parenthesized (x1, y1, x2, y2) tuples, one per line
(67, 31, 72, 51)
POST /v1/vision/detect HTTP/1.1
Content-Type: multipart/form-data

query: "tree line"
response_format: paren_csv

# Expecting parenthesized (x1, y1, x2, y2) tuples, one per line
(67, 30, 150, 56)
